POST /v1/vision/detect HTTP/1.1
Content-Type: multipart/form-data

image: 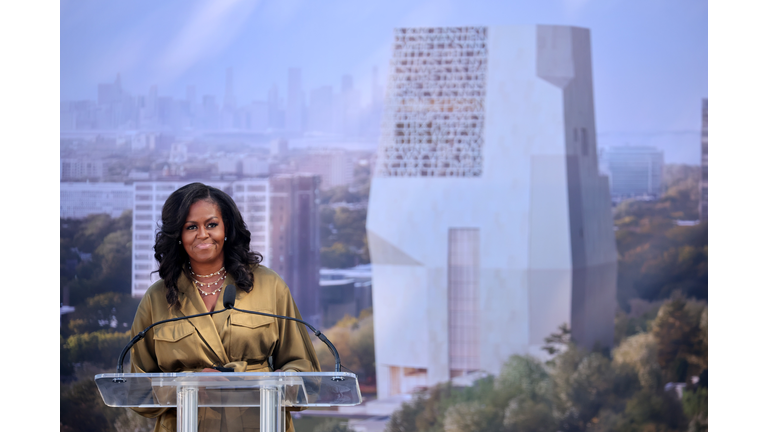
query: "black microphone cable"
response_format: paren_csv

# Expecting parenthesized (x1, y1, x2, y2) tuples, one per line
(115, 285, 346, 382)
(113, 285, 236, 382)
(222, 285, 345, 381)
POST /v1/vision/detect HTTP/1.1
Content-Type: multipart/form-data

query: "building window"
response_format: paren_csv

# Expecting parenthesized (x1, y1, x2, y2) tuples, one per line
(448, 228, 480, 374)
(136, 184, 152, 191)
(248, 185, 266, 192)
(390, 366, 401, 396)
(136, 205, 152, 211)
(136, 194, 151, 201)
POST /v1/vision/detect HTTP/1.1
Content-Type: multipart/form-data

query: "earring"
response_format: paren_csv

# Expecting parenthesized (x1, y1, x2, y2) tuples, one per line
(178, 240, 182, 245)
(224, 237, 227, 241)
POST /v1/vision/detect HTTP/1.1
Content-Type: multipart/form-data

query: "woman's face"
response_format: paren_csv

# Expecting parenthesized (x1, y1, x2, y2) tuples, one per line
(182, 199, 226, 269)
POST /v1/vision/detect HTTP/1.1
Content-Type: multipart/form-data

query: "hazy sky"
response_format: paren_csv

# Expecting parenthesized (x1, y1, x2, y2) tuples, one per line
(60, 0, 707, 161)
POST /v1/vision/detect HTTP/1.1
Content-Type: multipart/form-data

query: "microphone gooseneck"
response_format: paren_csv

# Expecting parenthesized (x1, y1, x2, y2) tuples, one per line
(114, 285, 237, 380)
(222, 285, 344, 380)
(116, 285, 344, 382)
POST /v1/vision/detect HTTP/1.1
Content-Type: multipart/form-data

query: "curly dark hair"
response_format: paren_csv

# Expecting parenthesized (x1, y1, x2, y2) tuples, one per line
(153, 182, 263, 308)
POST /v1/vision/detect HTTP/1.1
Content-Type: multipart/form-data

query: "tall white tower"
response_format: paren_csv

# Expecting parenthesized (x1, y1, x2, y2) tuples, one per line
(366, 26, 618, 398)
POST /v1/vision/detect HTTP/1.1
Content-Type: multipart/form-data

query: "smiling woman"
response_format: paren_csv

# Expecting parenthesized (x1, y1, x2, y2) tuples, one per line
(129, 182, 320, 432)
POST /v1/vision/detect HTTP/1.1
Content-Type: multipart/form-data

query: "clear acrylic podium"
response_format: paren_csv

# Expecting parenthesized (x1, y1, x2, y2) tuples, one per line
(95, 372, 362, 432)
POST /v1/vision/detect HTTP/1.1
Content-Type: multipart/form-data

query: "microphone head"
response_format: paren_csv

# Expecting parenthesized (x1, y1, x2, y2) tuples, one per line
(223, 285, 236, 309)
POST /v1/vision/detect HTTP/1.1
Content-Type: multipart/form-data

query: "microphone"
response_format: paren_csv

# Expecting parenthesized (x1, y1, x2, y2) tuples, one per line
(114, 285, 237, 380)
(223, 285, 236, 310)
(222, 284, 344, 380)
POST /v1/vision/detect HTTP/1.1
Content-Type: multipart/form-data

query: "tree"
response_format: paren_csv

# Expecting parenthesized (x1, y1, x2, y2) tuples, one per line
(60, 376, 113, 432)
(612, 333, 662, 391)
(320, 242, 357, 268)
(313, 311, 376, 384)
(443, 401, 494, 432)
(65, 292, 142, 337)
(549, 347, 615, 432)
(496, 355, 557, 432)
(612, 165, 707, 308)
(62, 211, 134, 305)
(349, 315, 376, 382)
(651, 297, 706, 383)
(65, 330, 131, 369)
(313, 419, 354, 432)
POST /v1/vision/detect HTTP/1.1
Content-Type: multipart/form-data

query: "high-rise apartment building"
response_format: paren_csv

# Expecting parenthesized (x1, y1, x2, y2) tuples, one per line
(60, 159, 104, 181)
(269, 174, 322, 326)
(293, 150, 356, 189)
(602, 146, 664, 201)
(60, 182, 134, 219)
(700, 98, 708, 220)
(367, 26, 617, 397)
(131, 180, 270, 298)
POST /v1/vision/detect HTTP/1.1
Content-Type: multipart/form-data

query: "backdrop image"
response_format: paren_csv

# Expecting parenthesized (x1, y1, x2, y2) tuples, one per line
(59, 1, 707, 431)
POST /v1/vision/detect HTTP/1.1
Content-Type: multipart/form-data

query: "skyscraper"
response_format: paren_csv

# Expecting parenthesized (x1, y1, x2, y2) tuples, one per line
(602, 146, 665, 201)
(700, 98, 708, 220)
(338, 74, 361, 137)
(269, 174, 322, 326)
(367, 26, 617, 397)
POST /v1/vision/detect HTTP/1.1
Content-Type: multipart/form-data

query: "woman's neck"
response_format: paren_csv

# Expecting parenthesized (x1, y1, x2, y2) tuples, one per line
(188, 260, 225, 278)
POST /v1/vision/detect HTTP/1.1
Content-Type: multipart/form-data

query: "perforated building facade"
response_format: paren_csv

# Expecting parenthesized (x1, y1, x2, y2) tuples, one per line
(377, 27, 486, 177)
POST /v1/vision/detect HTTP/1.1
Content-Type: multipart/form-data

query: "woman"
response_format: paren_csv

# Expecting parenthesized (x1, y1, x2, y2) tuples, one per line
(129, 182, 320, 432)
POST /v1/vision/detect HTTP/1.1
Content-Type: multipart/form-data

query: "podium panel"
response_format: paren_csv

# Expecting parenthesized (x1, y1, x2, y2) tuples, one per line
(95, 372, 361, 407)
(95, 372, 362, 432)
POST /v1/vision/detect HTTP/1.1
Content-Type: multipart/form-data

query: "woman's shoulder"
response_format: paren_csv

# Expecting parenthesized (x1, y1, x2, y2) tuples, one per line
(137, 279, 168, 305)
(145, 279, 167, 296)
(249, 264, 289, 291)
(249, 263, 279, 279)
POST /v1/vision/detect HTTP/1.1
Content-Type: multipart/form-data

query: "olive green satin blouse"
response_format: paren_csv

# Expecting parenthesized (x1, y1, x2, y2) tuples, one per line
(129, 265, 320, 432)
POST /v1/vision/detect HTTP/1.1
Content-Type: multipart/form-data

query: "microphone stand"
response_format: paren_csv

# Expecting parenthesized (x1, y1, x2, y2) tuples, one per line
(115, 285, 345, 382)
(227, 306, 344, 380)
(113, 309, 229, 382)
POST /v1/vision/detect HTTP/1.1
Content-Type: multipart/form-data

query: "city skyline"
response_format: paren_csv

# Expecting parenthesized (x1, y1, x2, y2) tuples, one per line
(61, 0, 708, 164)
(60, 66, 384, 139)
